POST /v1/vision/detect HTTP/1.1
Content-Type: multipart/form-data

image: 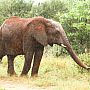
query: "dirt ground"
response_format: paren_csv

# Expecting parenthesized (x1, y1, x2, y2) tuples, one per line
(0, 77, 54, 90)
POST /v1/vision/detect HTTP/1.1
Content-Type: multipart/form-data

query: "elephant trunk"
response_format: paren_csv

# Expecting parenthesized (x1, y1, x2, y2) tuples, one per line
(61, 34, 90, 69)
(65, 45, 89, 69)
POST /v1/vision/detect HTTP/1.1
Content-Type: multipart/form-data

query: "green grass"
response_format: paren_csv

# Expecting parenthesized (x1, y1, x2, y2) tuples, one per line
(0, 87, 5, 90)
(0, 53, 90, 90)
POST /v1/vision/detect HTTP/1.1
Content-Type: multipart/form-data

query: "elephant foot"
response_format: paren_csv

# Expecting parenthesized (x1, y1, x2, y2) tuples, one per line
(20, 70, 29, 77)
(0, 62, 2, 64)
(20, 73, 28, 77)
(31, 72, 38, 77)
(20, 71, 28, 77)
(7, 71, 17, 76)
(31, 74, 38, 77)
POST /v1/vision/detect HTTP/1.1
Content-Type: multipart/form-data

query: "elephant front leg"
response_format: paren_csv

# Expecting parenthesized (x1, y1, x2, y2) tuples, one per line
(31, 46, 44, 76)
(21, 51, 34, 76)
(7, 55, 16, 76)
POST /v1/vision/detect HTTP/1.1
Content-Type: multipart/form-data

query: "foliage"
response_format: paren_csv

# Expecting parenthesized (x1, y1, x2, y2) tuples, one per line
(0, 0, 33, 25)
(31, 0, 68, 20)
(0, 88, 5, 90)
(59, 0, 90, 53)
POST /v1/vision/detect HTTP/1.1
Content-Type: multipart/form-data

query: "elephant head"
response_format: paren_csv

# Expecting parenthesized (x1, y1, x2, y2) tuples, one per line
(27, 16, 90, 69)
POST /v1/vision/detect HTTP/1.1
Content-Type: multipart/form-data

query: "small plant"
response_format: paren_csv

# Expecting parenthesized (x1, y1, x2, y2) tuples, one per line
(0, 87, 5, 90)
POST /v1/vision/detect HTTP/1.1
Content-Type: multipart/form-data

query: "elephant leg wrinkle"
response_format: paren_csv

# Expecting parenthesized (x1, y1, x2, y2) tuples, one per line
(21, 51, 34, 76)
(7, 55, 16, 75)
(31, 46, 44, 76)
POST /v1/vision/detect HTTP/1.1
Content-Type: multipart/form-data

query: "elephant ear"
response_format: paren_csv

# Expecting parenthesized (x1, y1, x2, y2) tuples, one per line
(27, 17, 48, 46)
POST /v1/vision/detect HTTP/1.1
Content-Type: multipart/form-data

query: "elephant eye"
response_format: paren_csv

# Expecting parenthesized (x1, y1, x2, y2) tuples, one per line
(55, 30, 59, 35)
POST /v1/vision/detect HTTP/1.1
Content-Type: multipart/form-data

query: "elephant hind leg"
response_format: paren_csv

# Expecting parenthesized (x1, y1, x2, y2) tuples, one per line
(31, 45, 44, 76)
(7, 55, 16, 76)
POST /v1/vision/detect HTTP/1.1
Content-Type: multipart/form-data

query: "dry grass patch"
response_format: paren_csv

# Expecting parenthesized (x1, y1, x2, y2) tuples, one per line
(0, 54, 90, 90)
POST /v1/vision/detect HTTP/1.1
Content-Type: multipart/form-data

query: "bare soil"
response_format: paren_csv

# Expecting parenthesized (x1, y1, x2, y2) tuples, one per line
(0, 77, 54, 90)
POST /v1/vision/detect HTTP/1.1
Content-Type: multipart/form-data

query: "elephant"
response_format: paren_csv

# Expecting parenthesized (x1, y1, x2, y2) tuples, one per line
(0, 26, 4, 63)
(0, 16, 90, 76)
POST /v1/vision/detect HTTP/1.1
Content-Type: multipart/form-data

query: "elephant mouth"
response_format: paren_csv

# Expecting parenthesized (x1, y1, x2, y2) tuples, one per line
(49, 43, 53, 46)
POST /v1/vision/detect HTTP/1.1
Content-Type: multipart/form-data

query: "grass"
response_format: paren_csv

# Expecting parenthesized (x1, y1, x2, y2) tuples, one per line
(0, 88, 5, 90)
(0, 53, 90, 90)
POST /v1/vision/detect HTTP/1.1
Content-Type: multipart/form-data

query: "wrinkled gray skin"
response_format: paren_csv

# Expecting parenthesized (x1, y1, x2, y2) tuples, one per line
(0, 16, 90, 76)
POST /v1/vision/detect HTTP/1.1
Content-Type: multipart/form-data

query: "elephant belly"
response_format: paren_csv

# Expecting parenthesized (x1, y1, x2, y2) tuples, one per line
(5, 45, 23, 55)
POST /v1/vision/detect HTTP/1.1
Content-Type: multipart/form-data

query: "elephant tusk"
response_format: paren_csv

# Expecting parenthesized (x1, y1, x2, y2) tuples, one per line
(61, 44, 66, 47)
